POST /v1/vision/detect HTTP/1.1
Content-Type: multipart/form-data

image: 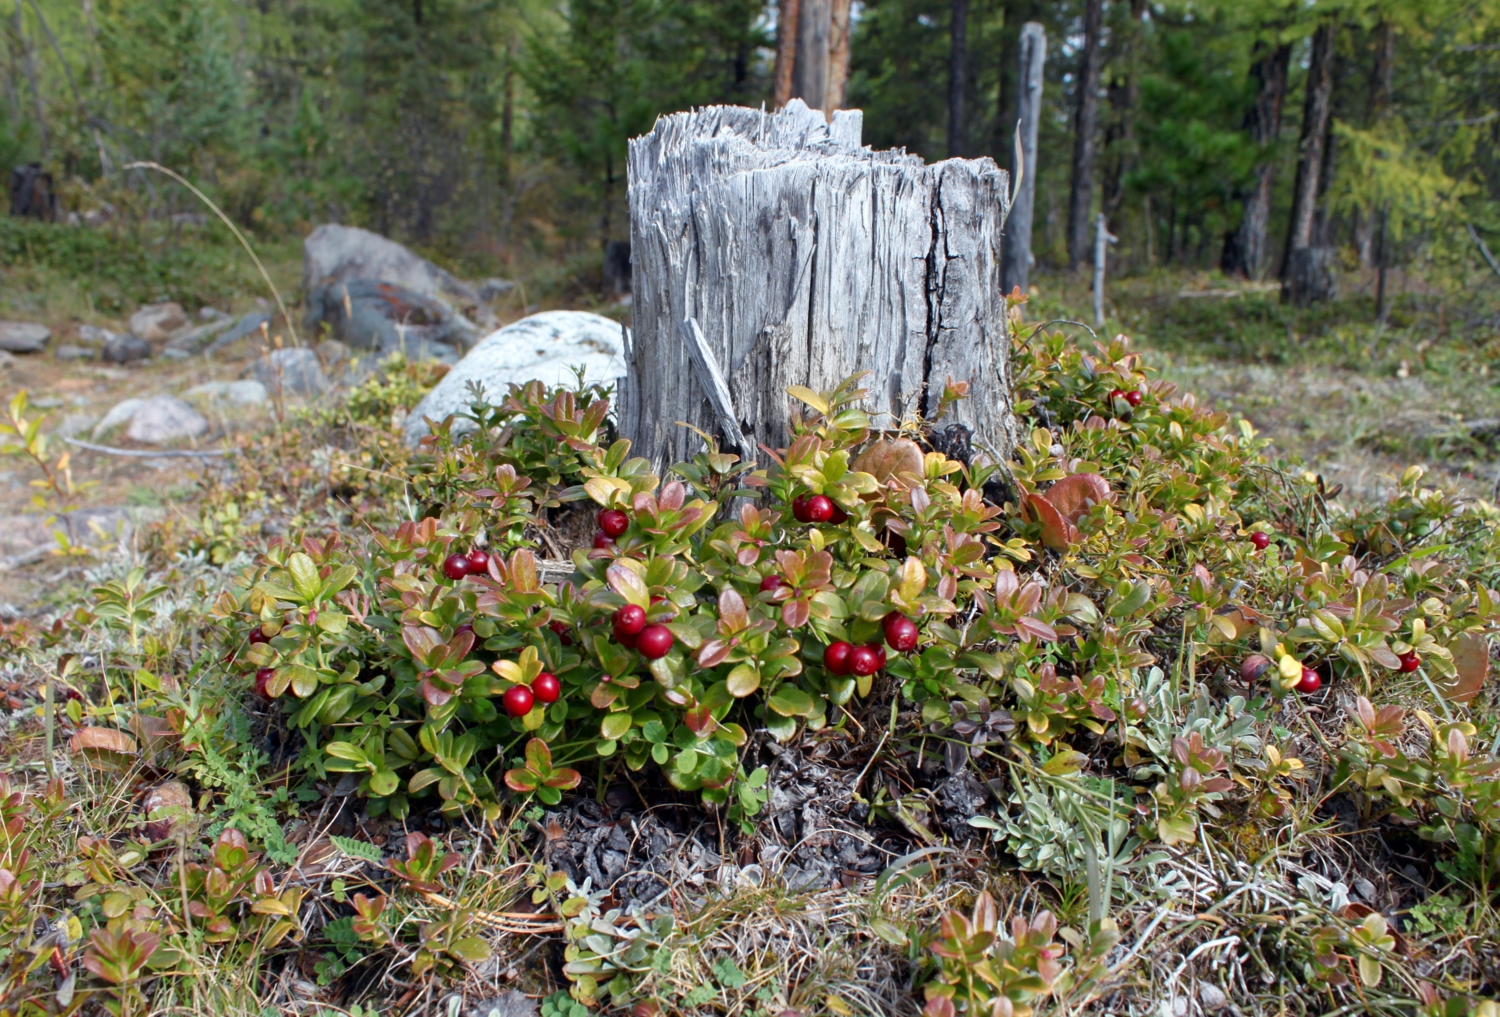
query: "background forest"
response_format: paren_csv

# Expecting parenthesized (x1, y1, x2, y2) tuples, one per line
(2, 0, 1497, 302)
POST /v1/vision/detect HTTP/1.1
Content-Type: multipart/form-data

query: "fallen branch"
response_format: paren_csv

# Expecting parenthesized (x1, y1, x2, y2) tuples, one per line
(63, 437, 231, 458)
(1467, 223, 1500, 280)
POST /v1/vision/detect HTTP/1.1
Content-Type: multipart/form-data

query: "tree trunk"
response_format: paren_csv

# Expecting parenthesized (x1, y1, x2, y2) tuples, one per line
(1280, 19, 1336, 299)
(1221, 39, 1290, 279)
(772, 0, 801, 109)
(948, 0, 968, 157)
(1000, 22, 1045, 299)
(1066, 0, 1104, 270)
(1101, 0, 1145, 221)
(826, 0, 852, 111)
(793, 0, 831, 111)
(624, 101, 1015, 471)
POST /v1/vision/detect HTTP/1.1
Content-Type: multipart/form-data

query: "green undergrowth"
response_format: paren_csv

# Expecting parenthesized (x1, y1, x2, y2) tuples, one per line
(1, 301, 1500, 1014)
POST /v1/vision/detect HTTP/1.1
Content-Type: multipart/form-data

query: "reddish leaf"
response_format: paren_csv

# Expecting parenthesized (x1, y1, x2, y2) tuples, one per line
(70, 727, 138, 769)
(1042, 473, 1113, 523)
(1024, 494, 1079, 550)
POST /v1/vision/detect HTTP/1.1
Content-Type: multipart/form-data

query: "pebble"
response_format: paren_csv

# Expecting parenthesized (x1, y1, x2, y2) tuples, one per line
(125, 395, 209, 444)
(1198, 982, 1228, 1010)
(92, 398, 145, 438)
(0, 350, 14, 370)
(54, 344, 96, 361)
(0, 321, 50, 353)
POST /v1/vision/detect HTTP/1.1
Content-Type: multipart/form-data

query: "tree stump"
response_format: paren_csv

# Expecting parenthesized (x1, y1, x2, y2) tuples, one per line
(620, 100, 1014, 472)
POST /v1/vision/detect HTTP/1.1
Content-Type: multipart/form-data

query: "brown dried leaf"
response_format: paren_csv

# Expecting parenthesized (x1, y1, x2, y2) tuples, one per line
(70, 727, 138, 770)
(852, 439, 924, 485)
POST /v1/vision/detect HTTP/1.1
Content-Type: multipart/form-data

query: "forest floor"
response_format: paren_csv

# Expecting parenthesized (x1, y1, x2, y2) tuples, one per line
(0, 253, 1497, 1016)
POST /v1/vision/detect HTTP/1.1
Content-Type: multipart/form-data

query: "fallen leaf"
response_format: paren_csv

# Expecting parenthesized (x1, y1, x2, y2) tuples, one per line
(69, 727, 138, 770)
(852, 439, 924, 485)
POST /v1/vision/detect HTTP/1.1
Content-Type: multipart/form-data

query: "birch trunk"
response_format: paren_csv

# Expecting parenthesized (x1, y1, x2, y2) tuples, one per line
(622, 100, 1015, 472)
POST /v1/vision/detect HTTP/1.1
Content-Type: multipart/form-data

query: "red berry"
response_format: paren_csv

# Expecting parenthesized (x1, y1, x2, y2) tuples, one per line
(828, 502, 849, 524)
(442, 553, 471, 580)
(549, 620, 574, 646)
(806, 495, 835, 523)
(598, 509, 629, 538)
(467, 548, 490, 573)
(592, 531, 616, 550)
(248, 627, 270, 644)
(791, 495, 813, 523)
(849, 645, 881, 677)
(824, 641, 854, 675)
(1124, 390, 1143, 407)
(1108, 388, 1125, 402)
(760, 574, 784, 593)
(636, 624, 674, 659)
(1399, 651, 1420, 673)
(882, 612, 919, 653)
(503, 684, 535, 717)
(873, 644, 888, 669)
(1249, 531, 1270, 550)
(1296, 667, 1322, 694)
(455, 623, 474, 640)
(532, 672, 561, 704)
(614, 605, 647, 637)
(254, 668, 275, 699)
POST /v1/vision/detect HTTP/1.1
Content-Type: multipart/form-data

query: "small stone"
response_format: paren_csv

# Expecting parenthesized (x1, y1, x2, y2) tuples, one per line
(102, 334, 151, 364)
(76, 324, 116, 344)
(0, 321, 50, 353)
(477, 277, 516, 302)
(183, 380, 269, 406)
(93, 398, 144, 438)
(250, 347, 328, 397)
(1198, 982, 1228, 1010)
(125, 395, 209, 444)
(52, 413, 98, 439)
(54, 344, 95, 361)
(129, 302, 187, 342)
(0, 350, 14, 370)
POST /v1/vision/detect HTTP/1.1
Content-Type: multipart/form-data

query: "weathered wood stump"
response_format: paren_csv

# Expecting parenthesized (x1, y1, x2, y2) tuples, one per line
(620, 100, 1014, 472)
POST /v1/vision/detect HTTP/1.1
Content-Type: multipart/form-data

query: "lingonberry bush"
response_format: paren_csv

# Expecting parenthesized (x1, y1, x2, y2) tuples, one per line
(4, 304, 1499, 1013)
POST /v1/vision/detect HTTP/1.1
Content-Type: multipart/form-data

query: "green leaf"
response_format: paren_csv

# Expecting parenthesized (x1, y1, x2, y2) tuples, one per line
(767, 686, 816, 717)
(450, 937, 492, 964)
(600, 713, 633, 741)
(331, 835, 384, 862)
(288, 552, 321, 601)
(369, 770, 400, 797)
(725, 663, 760, 698)
(281, 664, 322, 699)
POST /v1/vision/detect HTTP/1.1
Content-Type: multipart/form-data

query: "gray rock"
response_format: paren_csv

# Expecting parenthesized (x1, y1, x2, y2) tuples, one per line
(0, 350, 15, 370)
(125, 395, 209, 444)
(51, 413, 98, 439)
(102, 334, 151, 364)
(0, 321, 50, 353)
(129, 302, 187, 342)
(251, 348, 328, 397)
(183, 380, 269, 406)
(203, 312, 272, 355)
(476, 277, 515, 302)
(93, 398, 144, 438)
(1198, 982, 1228, 1010)
(466, 990, 536, 1017)
(54, 344, 95, 361)
(304, 278, 475, 360)
(303, 224, 496, 328)
(76, 325, 116, 344)
(163, 316, 235, 355)
(403, 311, 627, 445)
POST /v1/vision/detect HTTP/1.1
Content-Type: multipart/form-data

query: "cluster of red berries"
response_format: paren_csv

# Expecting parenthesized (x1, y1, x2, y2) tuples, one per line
(442, 548, 491, 581)
(503, 671, 562, 718)
(593, 508, 629, 549)
(613, 604, 675, 659)
(821, 612, 919, 677)
(791, 494, 848, 524)
(1108, 388, 1144, 408)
